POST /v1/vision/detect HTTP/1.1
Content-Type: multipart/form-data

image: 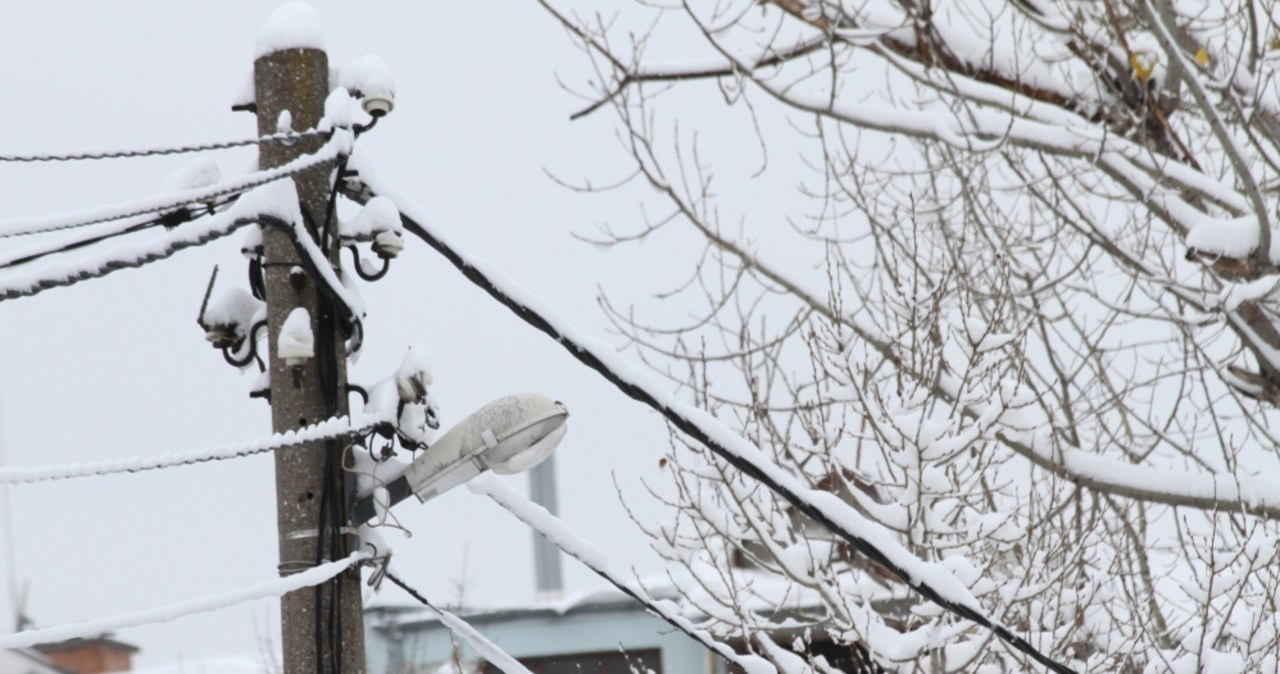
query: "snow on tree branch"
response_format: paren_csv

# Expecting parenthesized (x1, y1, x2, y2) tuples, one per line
(527, 0, 1280, 669)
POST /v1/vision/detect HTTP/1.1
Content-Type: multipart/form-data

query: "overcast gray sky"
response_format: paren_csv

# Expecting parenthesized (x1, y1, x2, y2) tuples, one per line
(0, 3, 689, 668)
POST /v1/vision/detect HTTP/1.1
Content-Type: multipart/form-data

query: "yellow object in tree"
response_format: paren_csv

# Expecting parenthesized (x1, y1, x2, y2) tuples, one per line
(1195, 47, 1210, 66)
(1131, 51, 1158, 81)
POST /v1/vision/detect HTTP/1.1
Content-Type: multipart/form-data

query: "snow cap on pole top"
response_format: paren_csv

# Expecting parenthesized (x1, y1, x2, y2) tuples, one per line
(256, 1, 326, 58)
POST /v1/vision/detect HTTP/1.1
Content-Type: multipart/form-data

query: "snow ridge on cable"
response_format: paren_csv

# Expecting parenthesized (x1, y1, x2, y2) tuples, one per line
(471, 475, 778, 674)
(0, 182, 297, 301)
(0, 129, 327, 164)
(0, 552, 366, 649)
(0, 411, 388, 484)
(382, 570, 534, 674)
(0, 131, 350, 239)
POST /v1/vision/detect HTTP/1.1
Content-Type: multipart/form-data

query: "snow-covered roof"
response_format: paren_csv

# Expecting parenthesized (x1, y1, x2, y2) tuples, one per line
(368, 566, 912, 635)
(33, 635, 138, 655)
(366, 586, 663, 630)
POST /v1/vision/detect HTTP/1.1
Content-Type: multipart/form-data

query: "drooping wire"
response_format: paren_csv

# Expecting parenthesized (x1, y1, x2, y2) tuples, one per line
(473, 477, 776, 674)
(340, 444, 412, 537)
(345, 246, 390, 281)
(0, 552, 368, 650)
(0, 414, 388, 485)
(382, 571, 534, 674)
(0, 129, 328, 163)
(0, 215, 260, 302)
(0, 174, 276, 239)
(0, 194, 241, 271)
(0, 138, 343, 239)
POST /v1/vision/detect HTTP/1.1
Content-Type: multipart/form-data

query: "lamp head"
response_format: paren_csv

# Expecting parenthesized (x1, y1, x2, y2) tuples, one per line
(404, 393, 568, 503)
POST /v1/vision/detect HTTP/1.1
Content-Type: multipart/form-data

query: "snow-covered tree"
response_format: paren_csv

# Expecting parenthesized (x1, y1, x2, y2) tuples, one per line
(539, 0, 1280, 671)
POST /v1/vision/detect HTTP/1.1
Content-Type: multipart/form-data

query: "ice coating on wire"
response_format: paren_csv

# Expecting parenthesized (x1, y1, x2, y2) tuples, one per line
(0, 130, 350, 238)
(0, 180, 296, 301)
(471, 475, 778, 674)
(0, 411, 391, 484)
(0, 552, 366, 649)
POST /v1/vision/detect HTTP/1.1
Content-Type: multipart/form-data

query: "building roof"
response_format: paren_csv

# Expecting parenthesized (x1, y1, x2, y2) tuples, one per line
(32, 636, 138, 656)
(367, 587, 664, 631)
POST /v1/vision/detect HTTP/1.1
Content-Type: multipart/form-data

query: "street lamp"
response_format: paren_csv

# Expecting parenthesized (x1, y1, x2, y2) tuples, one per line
(351, 393, 568, 524)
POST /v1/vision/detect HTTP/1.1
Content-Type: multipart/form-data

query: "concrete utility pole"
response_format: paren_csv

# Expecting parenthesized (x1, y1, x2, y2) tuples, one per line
(254, 45, 366, 674)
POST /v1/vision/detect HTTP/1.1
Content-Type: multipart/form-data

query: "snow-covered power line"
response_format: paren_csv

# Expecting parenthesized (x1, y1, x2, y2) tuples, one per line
(382, 570, 534, 674)
(0, 182, 300, 301)
(346, 154, 1078, 674)
(0, 129, 328, 163)
(470, 475, 778, 674)
(0, 130, 350, 239)
(0, 209, 196, 272)
(0, 551, 367, 649)
(0, 412, 388, 485)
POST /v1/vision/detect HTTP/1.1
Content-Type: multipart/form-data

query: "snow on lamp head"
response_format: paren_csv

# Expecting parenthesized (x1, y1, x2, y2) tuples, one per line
(403, 393, 568, 504)
(350, 393, 568, 525)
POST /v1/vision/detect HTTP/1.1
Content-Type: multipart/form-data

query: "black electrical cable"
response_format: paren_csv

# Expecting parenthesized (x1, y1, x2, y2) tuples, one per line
(248, 257, 266, 301)
(312, 292, 345, 674)
(293, 208, 360, 334)
(0, 153, 329, 239)
(474, 490, 767, 672)
(312, 171, 350, 673)
(0, 129, 328, 163)
(320, 158, 348, 253)
(344, 245, 391, 281)
(388, 208, 1079, 674)
(0, 219, 158, 270)
(221, 321, 267, 369)
(0, 195, 240, 271)
(0, 215, 264, 302)
(314, 445, 334, 673)
(0, 210, 329, 304)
